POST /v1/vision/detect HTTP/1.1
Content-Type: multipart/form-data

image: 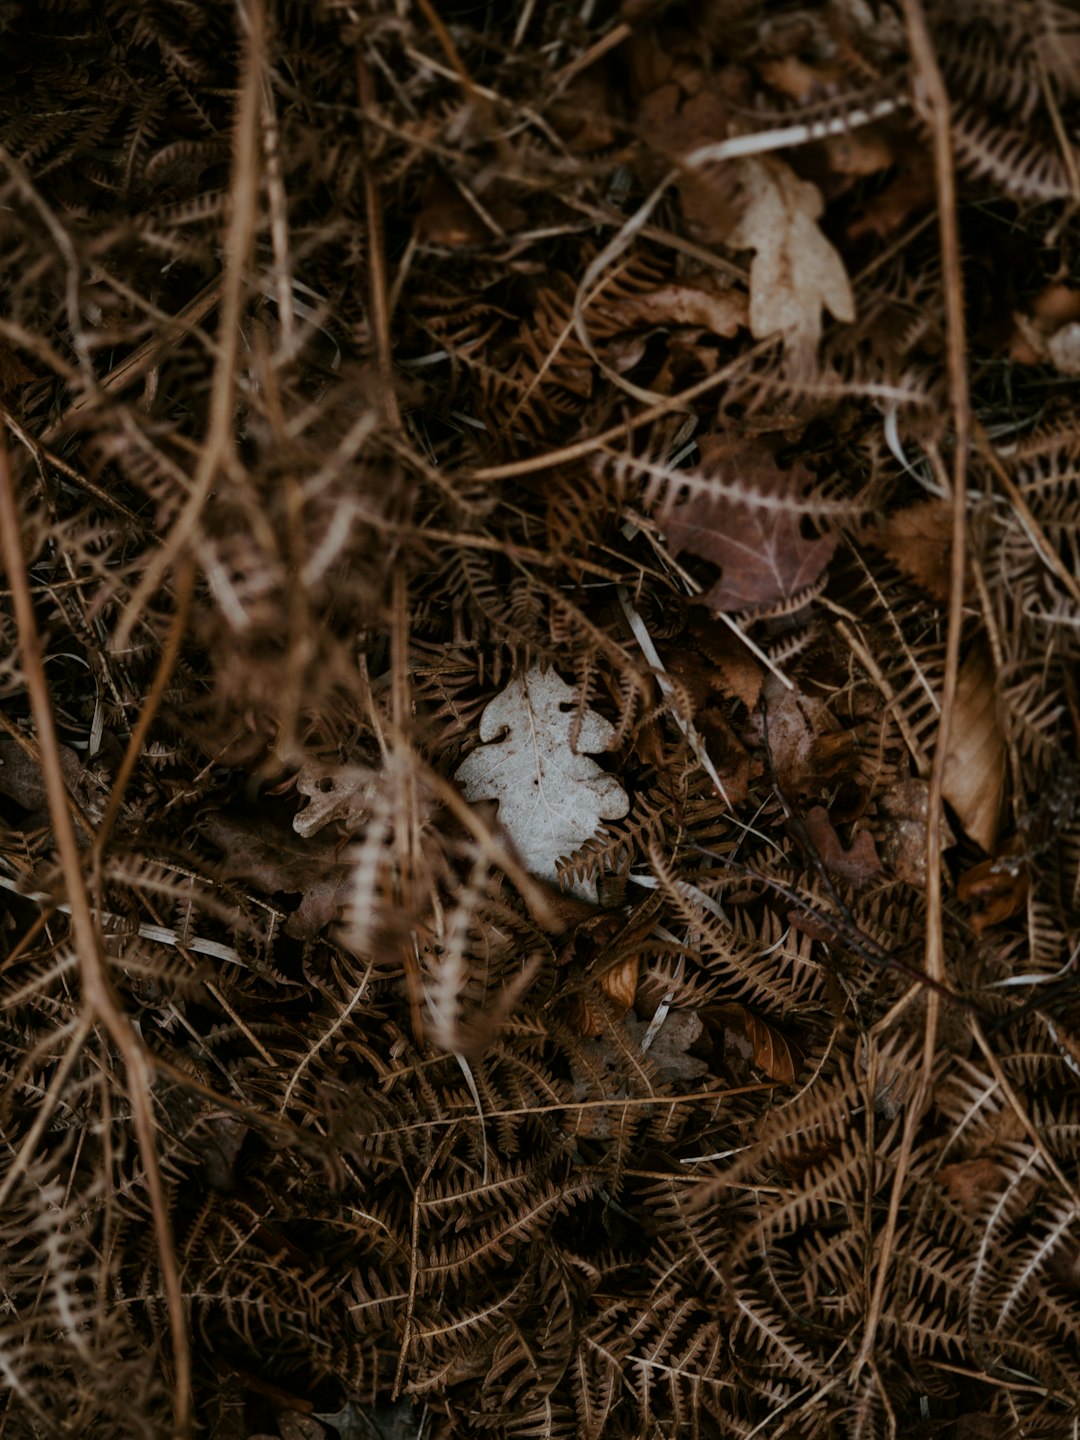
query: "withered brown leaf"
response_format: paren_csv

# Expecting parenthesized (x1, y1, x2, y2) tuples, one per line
(943, 643, 1006, 853)
(717, 1003, 803, 1083)
(804, 806, 883, 889)
(661, 437, 836, 614)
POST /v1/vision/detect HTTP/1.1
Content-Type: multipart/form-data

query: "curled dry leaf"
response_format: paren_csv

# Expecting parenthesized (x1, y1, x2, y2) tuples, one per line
(292, 759, 377, 838)
(598, 282, 747, 339)
(942, 643, 1006, 853)
(727, 157, 855, 367)
(717, 1003, 802, 1083)
(599, 953, 640, 1012)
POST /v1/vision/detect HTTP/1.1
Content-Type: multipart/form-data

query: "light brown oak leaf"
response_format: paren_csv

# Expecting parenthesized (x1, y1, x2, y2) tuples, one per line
(728, 157, 855, 367)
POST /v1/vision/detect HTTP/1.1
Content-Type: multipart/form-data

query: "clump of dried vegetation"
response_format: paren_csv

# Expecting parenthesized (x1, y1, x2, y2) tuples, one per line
(2, 1, 1080, 1436)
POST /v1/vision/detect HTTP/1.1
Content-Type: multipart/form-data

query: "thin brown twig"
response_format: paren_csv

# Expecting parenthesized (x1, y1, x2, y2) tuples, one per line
(854, 0, 970, 1380)
(93, 558, 195, 859)
(357, 55, 401, 429)
(0, 430, 192, 1437)
(470, 338, 777, 481)
(114, 0, 264, 654)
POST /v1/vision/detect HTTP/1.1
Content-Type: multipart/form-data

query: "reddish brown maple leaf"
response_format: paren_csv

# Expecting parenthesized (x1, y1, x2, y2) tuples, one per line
(661, 437, 837, 613)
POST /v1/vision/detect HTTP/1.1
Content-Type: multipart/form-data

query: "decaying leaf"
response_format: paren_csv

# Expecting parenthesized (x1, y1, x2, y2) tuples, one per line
(626, 1010, 710, 1083)
(878, 778, 956, 887)
(957, 851, 1029, 934)
(942, 643, 1006, 853)
(198, 811, 350, 939)
(598, 282, 747, 339)
(454, 667, 630, 901)
(717, 1003, 802, 1083)
(939, 1158, 1004, 1215)
(660, 436, 837, 614)
(292, 759, 376, 838)
(727, 157, 855, 367)
(804, 805, 883, 889)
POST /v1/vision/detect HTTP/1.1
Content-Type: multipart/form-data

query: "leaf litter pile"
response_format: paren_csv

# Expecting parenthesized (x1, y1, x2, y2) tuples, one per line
(2, 2, 1080, 1437)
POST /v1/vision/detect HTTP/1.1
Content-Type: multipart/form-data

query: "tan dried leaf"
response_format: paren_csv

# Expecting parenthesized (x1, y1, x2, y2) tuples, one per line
(728, 157, 855, 366)
(598, 953, 640, 1013)
(942, 644, 1005, 853)
(601, 282, 747, 339)
(717, 1003, 802, 1083)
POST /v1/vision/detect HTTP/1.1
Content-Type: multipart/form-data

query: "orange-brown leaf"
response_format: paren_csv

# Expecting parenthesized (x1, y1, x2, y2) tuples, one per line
(718, 1003, 802, 1083)
(868, 498, 954, 602)
(943, 644, 1006, 853)
(598, 953, 640, 1013)
(957, 854, 1028, 934)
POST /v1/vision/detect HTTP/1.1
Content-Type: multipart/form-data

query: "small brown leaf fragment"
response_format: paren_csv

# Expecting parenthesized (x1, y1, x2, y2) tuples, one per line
(821, 126, 894, 179)
(686, 615, 764, 711)
(878, 778, 956, 886)
(939, 1158, 1003, 1215)
(804, 806, 883, 889)
(957, 852, 1028, 934)
(777, 1139, 837, 1185)
(846, 158, 936, 241)
(599, 282, 747, 339)
(548, 67, 618, 152)
(942, 643, 1006, 854)
(867, 498, 954, 601)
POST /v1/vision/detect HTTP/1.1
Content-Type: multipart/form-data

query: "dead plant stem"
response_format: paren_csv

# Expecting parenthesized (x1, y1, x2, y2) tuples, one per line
(854, 0, 970, 1380)
(0, 432, 192, 1437)
(114, 0, 264, 653)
